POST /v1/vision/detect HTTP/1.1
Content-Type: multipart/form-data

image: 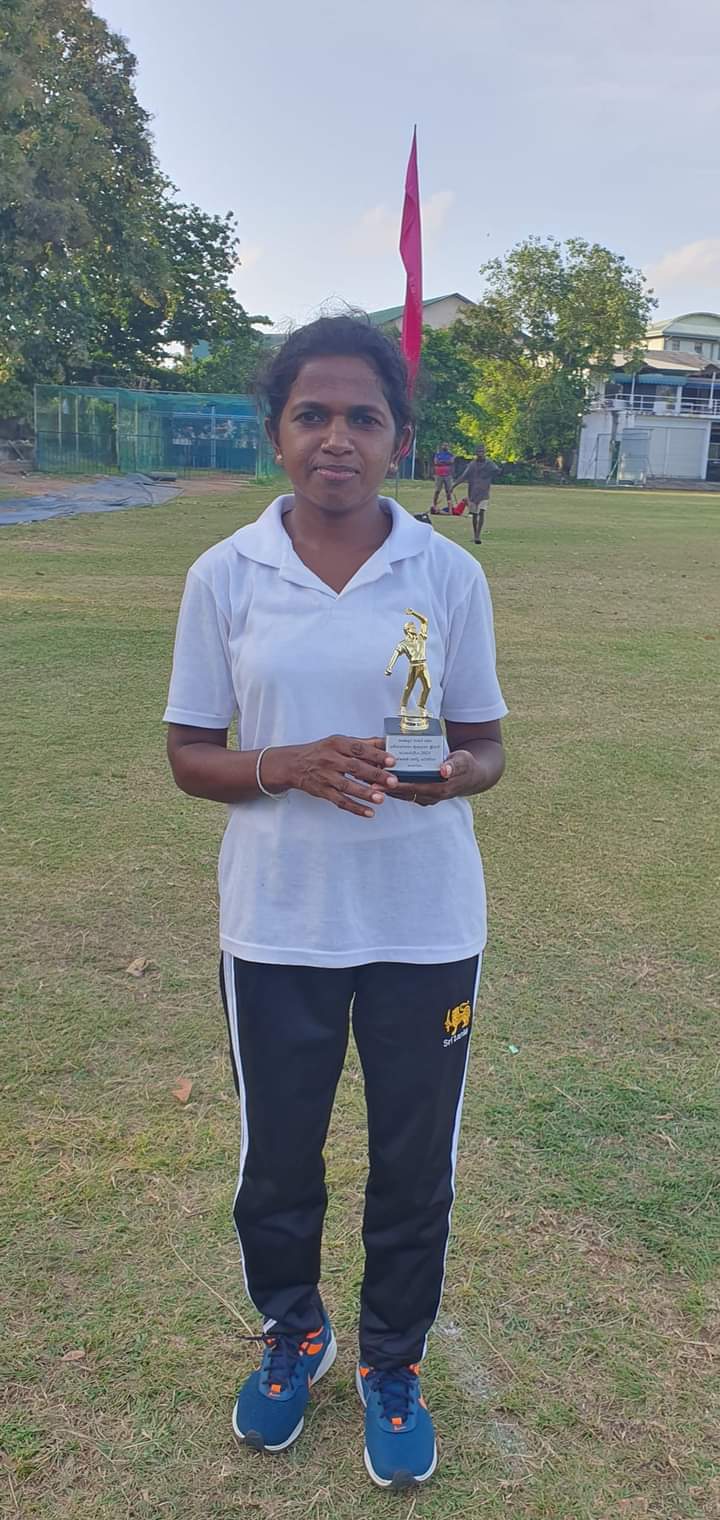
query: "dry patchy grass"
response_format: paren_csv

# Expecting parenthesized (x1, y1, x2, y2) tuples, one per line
(1, 483, 719, 1518)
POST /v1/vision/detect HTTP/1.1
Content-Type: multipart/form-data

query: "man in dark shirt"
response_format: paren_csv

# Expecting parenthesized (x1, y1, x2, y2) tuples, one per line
(454, 447, 500, 544)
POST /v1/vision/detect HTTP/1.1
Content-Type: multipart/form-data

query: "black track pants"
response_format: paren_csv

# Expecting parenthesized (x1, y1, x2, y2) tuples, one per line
(219, 952, 479, 1369)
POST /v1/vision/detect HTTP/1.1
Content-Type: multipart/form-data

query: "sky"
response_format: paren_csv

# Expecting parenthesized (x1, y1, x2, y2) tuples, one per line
(95, 0, 720, 332)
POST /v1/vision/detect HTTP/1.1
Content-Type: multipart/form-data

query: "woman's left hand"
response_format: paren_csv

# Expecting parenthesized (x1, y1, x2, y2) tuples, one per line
(386, 749, 477, 807)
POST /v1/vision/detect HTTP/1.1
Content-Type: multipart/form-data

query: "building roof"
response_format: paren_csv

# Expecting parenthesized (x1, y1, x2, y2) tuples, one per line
(254, 293, 475, 347)
(610, 350, 720, 390)
(640, 349, 708, 373)
(646, 311, 720, 338)
(613, 347, 720, 375)
(368, 293, 473, 326)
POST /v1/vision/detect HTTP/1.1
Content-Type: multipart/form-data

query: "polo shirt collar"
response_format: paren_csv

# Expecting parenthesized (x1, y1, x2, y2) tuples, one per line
(231, 494, 431, 596)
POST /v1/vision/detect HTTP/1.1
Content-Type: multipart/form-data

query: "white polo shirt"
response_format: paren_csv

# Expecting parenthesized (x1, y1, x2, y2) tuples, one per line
(164, 496, 507, 968)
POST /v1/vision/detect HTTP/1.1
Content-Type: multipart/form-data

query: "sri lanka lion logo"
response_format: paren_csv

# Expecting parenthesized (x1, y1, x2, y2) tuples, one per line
(444, 1001, 472, 1037)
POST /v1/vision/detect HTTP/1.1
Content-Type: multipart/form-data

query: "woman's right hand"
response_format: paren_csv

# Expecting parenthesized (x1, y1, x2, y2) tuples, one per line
(260, 737, 395, 818)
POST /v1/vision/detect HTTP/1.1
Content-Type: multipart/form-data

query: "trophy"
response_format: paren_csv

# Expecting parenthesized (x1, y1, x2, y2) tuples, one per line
(384, 610, 444, 781)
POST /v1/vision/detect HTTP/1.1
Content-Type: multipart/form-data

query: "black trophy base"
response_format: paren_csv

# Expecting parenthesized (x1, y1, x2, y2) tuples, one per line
(384, 716, 445, 783)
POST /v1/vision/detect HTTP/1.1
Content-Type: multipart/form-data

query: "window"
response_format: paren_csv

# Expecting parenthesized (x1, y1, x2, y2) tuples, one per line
(694, 343, 704, 354)
(671, 340, 681, 350)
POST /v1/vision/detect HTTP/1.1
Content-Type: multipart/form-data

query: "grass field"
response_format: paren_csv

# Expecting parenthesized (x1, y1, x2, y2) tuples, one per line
(2, 482, 719, 1519)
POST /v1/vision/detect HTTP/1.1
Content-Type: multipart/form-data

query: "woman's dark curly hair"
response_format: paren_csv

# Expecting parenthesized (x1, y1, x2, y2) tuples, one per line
(260, 314, 414, 439)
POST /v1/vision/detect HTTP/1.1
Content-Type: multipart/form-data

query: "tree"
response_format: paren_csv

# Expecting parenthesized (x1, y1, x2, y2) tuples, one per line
(1, 0, 155, 407)
(0, 0, 256, 420)
(455, 237, 655, 465)
(462, 361, 586, 465)
(61, 199, 260, 380)
(475, 237, 654, 370)
(171, 330, 267, 397)
(412, 326, 481, 472)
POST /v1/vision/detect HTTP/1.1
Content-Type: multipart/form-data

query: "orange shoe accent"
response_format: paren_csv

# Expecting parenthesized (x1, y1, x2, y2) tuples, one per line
(359, 1365, 370, 1378)
(391, 1417, 403, 1428)
(408, 1363, 420, 1374)
(302, 1341, 323, 1355)
(270, 1383, 282, 1394)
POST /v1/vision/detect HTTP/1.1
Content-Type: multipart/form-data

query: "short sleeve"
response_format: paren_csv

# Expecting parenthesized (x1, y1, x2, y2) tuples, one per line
(441, 569, 508, 723)
(163, 567, 237, 728)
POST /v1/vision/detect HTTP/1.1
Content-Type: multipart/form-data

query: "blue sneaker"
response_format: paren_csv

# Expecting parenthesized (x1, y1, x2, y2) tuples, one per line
(233, 1317, 336, 1452)
(356, 1361, 438, 1489)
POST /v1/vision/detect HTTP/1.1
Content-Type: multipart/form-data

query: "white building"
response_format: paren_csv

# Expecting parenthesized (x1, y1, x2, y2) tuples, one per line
(577, 313, 720, 483)
(645, 311, 720, 363)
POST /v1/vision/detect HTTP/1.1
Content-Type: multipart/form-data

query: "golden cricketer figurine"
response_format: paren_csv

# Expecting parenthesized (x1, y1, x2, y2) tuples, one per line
(385, 610, 431, 729)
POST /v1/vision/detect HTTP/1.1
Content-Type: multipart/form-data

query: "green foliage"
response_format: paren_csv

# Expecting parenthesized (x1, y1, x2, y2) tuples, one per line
(171, 331, 268, 396)
(0, 355, 32, 421)
(409, 238, 653, 472)
(0, 0, 256, 423)
(518, 368, 587, 458)
(466, 361, 587, 463)
(479, 235, 655, 371)
(413, 326, 481, 470)
(453, 237, 656, 465)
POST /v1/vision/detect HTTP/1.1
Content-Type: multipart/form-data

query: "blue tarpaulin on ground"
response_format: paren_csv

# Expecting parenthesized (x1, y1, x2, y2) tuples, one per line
(0, 473, 181, 525)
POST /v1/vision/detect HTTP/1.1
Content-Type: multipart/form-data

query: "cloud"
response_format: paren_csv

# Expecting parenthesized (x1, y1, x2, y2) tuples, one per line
(349, 190, 455, 256)
(646, 237, 720, 292)
(353, 203, 398, 256)
(237, 241, 263, 272)
(421, 189, 455, 238)
(230, 243, 264, 298)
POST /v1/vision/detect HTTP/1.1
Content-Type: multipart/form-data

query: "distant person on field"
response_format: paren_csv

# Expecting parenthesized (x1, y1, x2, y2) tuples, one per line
(431, 443, 454, 512)
(454, 447, 501, 544)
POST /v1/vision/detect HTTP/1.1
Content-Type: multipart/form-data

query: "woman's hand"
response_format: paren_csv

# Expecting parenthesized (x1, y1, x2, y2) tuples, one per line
(261, 736, 395, 818)
(167, 721, 504, 811)
(386, 723, 505, 806)
(385, 749, 477, 807)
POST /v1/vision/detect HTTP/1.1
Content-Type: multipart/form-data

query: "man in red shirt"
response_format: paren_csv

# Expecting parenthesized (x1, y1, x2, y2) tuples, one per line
(431, 444, 454, 512)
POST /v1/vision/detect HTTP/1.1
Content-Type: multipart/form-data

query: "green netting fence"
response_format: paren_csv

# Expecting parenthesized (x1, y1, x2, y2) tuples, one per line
(34, 384, 276, 476)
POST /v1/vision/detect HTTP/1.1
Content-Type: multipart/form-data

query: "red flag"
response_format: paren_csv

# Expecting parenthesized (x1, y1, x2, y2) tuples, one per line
(399, 127, 423, 393)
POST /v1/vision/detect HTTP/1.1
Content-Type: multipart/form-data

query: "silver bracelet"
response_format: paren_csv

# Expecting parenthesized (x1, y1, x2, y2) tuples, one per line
(256, 746, 288, 800)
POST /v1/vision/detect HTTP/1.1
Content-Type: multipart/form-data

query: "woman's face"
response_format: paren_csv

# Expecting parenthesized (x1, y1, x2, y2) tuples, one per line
(272, 355, 410, 513)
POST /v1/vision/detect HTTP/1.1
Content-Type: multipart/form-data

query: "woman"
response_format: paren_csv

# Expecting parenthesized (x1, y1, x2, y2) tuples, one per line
(164, 316, 507, 1491)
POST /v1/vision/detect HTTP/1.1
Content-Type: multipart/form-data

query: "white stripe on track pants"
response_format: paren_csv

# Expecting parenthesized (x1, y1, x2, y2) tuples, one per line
(220, 952, 480, 1369)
